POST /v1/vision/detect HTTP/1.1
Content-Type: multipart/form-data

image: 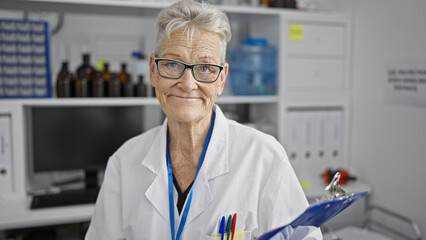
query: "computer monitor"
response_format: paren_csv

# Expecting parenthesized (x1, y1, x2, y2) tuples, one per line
(27, 106, 143, 189)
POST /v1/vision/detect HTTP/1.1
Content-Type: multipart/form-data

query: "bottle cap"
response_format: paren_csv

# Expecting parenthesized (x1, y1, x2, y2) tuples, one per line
(244, 37, 268, 45)
(132, 51, 146, 59)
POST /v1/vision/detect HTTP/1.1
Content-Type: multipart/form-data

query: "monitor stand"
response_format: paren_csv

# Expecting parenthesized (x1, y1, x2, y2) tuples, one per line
(85, 169, 98, 189)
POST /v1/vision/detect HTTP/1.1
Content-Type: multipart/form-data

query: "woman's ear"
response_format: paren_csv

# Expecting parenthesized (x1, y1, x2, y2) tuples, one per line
(150, 53, 157, 87)
(216, 62, 228, 96)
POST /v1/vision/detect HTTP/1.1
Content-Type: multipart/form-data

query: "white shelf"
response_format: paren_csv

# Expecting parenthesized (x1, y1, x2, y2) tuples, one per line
(0, 96, 280, 107)
(17, 97, 160, 107)
(282, 92, 350, 108)
(217, 95, 279, 104)
(0, 197, 93, 231)
(0, 0, 287, 17)
(0, 0, 349, 20)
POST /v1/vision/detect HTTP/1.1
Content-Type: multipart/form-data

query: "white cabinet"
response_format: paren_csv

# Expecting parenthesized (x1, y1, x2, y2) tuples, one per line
(279, 13, 352, 188)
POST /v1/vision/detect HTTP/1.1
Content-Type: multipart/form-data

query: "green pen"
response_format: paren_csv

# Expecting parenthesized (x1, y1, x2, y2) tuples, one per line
(226, 214, 232, 240)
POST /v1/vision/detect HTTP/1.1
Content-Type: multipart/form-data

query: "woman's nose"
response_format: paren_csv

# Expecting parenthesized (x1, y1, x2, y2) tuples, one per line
(178, 69, 198, 91)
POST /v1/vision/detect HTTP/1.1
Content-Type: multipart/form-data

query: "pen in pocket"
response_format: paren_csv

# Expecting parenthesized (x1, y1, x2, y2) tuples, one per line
(219, 216, 226, 240)
(231, 213, 237, 240)
(226, 215, 232, 240)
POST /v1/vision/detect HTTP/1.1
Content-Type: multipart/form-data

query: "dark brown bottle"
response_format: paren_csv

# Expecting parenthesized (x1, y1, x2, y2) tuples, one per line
(75, 76, 88, 97)
(101, 62, 113, 96)
(92, 73, 104, 97)
(122, 80, 134, 97)
(76, 53, 96, 96)
(260, 0, 273, 7)
(118, 63, 130, 85)
(134, 75, 147, 97)
(118, 63, 133, 97)
(56, 61, 73, 97)
(108, 75, 121, 97)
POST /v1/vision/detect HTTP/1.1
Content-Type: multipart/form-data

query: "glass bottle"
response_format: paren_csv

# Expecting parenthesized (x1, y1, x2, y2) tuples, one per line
(108, 75, 121, 97)
(76, 53, 96, 96)
(92, 73, 104, 97)
(75, 76, 88, 97)
(134, 75, 147, 97)
(118, 63, 133, 97)
(56, 61, 73, 97)
(101, 62, 112, 96)
(122, 79, 134, 97)
(118, 63, 130, 85)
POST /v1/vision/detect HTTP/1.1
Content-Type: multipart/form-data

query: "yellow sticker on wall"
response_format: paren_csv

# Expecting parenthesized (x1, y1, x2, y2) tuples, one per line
(289, 24, 304, 41)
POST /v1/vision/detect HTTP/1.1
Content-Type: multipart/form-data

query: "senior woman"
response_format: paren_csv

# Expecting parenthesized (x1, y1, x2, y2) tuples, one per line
(86, 0, 322, 239)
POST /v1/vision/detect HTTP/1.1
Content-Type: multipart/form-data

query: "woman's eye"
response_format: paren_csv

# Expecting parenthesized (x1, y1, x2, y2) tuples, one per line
(198, 65, 211, 73)
(166, 62, 179, 68)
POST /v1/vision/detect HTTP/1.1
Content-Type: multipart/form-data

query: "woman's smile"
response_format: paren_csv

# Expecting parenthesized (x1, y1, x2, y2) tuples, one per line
(169, 94, 202, 102)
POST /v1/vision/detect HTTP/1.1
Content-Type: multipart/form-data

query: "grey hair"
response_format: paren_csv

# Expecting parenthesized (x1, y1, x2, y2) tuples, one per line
(154, 0, 232, 64)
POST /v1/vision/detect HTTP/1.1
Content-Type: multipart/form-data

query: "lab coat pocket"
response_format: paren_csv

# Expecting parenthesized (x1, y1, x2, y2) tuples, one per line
(209, 230, 251, 240)
(199, 233, 214, 240)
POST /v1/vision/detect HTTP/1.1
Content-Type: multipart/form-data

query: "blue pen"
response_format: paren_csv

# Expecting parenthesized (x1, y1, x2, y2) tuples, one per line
(219, 216, 226, 240)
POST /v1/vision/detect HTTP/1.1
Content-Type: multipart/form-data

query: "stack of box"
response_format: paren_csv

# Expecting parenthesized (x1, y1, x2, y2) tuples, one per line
(0, 19, 51, 98)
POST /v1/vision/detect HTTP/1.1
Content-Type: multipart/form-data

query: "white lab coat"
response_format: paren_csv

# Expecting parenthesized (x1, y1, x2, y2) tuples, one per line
(85, 105, 322, 240)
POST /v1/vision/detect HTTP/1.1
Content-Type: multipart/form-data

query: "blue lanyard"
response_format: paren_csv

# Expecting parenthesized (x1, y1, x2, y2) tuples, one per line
(167, 111, 216, 240)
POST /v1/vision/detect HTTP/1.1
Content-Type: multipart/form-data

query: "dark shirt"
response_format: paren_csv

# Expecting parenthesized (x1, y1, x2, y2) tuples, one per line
(173, 175, 193, 215)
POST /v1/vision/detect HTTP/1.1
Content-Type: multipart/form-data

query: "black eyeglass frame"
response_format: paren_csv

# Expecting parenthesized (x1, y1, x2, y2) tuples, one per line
(154, 58, 224, 83)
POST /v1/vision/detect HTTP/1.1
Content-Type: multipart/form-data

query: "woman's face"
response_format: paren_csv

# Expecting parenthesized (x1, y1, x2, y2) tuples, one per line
(150, 29, 228, 124)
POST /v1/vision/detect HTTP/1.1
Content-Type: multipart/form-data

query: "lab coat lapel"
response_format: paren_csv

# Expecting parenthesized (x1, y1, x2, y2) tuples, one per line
(142, 119, 170, 222)
(186, 105, 230, 224)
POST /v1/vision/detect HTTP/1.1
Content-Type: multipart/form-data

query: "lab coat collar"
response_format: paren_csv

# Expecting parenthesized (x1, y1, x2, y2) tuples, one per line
(186, 105, 230, 224)
(142, 117, 169, 222)
(200, 105, 230, 180)
(141, 105, 230, 224)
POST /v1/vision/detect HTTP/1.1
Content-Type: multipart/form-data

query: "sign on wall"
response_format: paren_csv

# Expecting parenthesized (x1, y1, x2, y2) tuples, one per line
(386, 60, 426, 107)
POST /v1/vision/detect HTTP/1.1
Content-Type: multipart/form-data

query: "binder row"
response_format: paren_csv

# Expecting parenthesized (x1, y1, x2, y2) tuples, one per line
(0, 19, 51, 98)
(285, 108, 343, 184)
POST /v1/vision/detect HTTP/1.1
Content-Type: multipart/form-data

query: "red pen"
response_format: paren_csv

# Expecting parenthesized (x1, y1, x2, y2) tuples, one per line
(231, 213, 237, 240)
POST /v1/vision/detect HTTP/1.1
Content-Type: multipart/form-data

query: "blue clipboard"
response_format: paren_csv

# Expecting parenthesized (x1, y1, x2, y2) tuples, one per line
(257, 191, 368, 240)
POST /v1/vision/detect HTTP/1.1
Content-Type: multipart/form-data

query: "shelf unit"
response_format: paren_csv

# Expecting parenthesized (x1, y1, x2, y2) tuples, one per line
(0, 95, 279, 106)
(0, 0, 351, 231)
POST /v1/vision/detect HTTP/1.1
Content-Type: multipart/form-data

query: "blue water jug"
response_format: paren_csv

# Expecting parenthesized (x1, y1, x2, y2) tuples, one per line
(228, 37, 277, 95)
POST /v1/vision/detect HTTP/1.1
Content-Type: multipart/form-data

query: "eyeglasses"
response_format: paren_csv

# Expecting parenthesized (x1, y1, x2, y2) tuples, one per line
(154, 58, 224, 83)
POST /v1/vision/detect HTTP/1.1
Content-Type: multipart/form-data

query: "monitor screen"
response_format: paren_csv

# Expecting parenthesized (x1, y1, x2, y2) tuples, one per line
(29, 106, 143, 173)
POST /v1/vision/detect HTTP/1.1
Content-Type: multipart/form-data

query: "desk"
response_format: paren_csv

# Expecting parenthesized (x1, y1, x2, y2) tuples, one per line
(0, 196, 93, 231)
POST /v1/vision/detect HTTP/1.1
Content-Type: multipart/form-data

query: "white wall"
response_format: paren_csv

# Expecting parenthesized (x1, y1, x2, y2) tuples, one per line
(328, 0, 426, 235)
(49, 13, 157, 75)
